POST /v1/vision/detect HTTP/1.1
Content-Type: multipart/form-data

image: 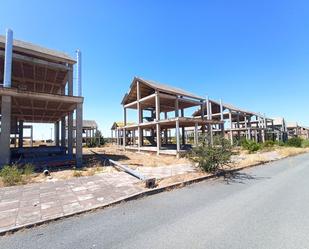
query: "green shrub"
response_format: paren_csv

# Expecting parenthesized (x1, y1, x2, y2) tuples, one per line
(286, 137, 302, 148)
(23, 163, 34, 176)
(0, 165, 22, 186)
(241, 139, 261, 153)
(188, 136, 232, 173)
(301, 139, 309, 148)
(263, 140, 275, 148)
(275, 140, 286, 146)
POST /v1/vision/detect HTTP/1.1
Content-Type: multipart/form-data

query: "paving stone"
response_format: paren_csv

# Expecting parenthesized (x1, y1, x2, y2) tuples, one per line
(0, 216, 16, 229)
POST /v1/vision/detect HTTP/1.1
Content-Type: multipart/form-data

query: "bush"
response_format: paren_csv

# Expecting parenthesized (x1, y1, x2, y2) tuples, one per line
(301, 139, 309, 148)
(23, 163, 34, 176)
(188, 136, 232, 173)
(263, 140, 275, 148)
(275, 140, 286, 147)
(286, 137, 302, 148)
(0, 165, 22, 186)
(241, 139, 261, 153)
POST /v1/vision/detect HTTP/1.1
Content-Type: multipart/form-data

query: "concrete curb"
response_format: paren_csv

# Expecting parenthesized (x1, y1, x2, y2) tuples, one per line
(0, 152, 307, 236)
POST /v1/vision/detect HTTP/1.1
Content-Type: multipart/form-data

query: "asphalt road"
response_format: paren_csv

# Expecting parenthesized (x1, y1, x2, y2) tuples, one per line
(1, 153, 309, 249)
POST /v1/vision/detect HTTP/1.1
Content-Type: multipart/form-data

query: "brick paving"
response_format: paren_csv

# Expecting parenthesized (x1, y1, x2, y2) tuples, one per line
(136, 164, 196, 179)
(0, 172, 144, 234)
(0, 164, 196, 234)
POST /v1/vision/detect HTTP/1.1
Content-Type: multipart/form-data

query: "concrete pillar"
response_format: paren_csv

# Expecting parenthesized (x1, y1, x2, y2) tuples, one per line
(194, 122, 198, 146)
(116, 129, 119, 147)
(76, 103, 83, 168)
(123, 128, 126, 148)
(61, 117, 66, 147)
(0, 96, 12, 165)
(18, 120, 24, 148)
(54, 121, 60, 146)
(181, 109, 185, 145)
(164, 112, 168, 145)
(176, 119, 180, 156)
(229, 111, 233, 145)
(67, 64, 73, 154)
(67, 113, 73, 155)
(3, 29, 13, 88)
(175, 96, 179, 117)
(137, 81, 142, 150)
(30, 125, 33, 147)
(155, 91, 161, 155)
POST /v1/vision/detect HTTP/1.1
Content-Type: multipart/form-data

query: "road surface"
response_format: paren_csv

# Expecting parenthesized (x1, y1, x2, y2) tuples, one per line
(1, 153, 309, 249)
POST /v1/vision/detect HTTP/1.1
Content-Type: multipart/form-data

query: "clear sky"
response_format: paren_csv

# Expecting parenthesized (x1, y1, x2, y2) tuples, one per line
(1, 0, 309, 139)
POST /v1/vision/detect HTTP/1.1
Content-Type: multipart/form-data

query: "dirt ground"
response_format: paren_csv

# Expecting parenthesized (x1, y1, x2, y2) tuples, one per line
(88, 144, 193, 168)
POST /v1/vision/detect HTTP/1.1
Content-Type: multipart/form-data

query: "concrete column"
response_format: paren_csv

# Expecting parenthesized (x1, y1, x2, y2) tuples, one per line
(209, 124, 214, 146)
(61, 117, 66, 147)
(67, 113, 73, 155)
(0, 96, 12, 165)
(164, 112, 168, 145)
(155, 92, 161, 155)
(181, 109, 185, 145)
(68, 65, 73, 96)
(124, 107, 127, 126)
(175, 96, 179, 117)
(67, 63, 74, 154)
(229, 111, 233, 145)
(30, 125, 33, 147)
(54, 121, 60, 146)
(194, 122, 198, 146)
(137, 81, 142, 150)
(176, 120, 180, 156)
(3, 29, 13, 88)
(116, 129, 119, 147)
(123, 128, 126, 148)
(18, 120, 24, 148)
(156, 124, 161, 155)
(76, 103, 83, 168)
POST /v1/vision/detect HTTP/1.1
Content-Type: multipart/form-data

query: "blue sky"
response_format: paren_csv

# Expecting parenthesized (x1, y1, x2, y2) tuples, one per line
(1, 0, 309, 139)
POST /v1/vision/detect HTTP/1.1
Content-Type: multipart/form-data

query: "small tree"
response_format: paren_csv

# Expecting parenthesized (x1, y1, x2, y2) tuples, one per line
(86, 130, 105, 148)
(188, 136, 232, 173)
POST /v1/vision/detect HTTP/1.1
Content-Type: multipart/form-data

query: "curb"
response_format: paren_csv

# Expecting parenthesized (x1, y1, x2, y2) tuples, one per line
(1, 152, 307, 236)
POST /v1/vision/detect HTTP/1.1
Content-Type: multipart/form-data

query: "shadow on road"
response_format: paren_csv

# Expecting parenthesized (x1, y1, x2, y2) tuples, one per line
(219, 171, 270, 185)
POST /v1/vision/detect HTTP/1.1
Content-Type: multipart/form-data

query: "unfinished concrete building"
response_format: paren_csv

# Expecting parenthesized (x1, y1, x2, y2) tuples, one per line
(111, 121, 135, 145)
(193, 99, 275, 144)
(118, 77, 223, 156)
(0, 29, 83, 167)
(272, 117, 288, 141)
(286, 122, 309, 139)
(66, 119, 97, 145)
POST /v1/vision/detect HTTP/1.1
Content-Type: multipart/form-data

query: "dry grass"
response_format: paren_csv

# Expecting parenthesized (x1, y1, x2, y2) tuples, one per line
(276, 147, 309, 157)
(89, 144, 192, 168)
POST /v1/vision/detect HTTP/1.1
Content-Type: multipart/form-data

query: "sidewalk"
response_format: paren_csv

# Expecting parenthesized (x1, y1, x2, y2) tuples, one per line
(0, 172, 144, 234)
(0, 164, 197, 234)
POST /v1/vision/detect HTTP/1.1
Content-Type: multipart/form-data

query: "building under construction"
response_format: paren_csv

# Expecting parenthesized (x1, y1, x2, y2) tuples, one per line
(193, 99, 275, 144)
(0, 29, 83, 167)
(118, 77, 223, 157)
(117, 77, 289, 156)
